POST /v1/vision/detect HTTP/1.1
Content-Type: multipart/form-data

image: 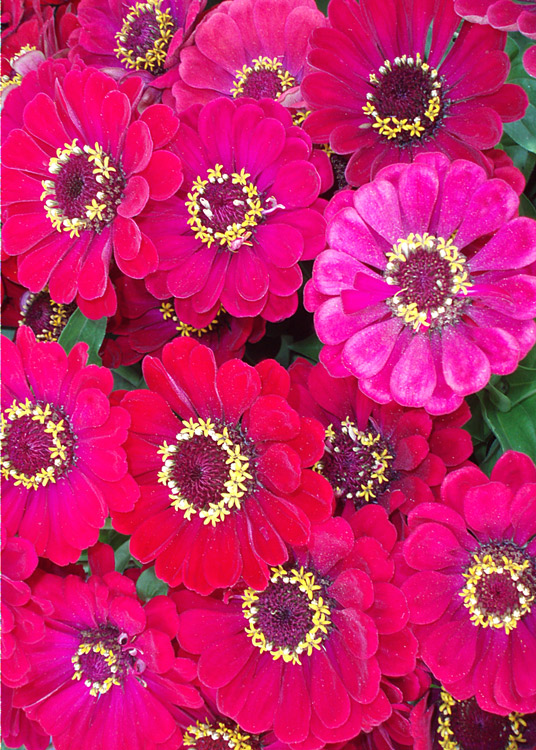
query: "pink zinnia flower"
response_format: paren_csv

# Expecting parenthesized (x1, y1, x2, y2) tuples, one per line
(12, 565, 202, 750)
(455, 0, 536, 76)
(1, 327, 138, 564)
(172, 0, 326, 112)
(306, 152, 536, 415)
(301, 0, 528, 186)
(2, 66, 183, 318)
(176, 511, 417, 745)
(402, 451, 536, 715)
(142, 96, 325, 323)
(289, 359, 473, 516)
(114, 337, 333, 594)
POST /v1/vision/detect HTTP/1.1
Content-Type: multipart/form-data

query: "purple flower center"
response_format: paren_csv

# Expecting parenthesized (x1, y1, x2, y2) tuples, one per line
(157, 418, 256, 525)
(41, 140, 125, 237)
(242, 565, 332, 665)
(231, 56, 295, 100)
(72, 626, 146, 696)
(363, 53, 445, 145)
(21, 291, 76, 342)
(115, 0, 175, 73)
(384, 233, 472, 331)
(184, 722, 258, 750)
(317, 418, 393, 508)
(436, 690, 534, 750)
(1, 400, 76, 490)
(460, 542, 536, 635)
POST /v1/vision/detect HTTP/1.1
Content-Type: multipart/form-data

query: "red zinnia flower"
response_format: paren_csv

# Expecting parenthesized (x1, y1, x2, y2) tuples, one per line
(172, 0, 326, 113)
(289, 359, 473, 516)
(2, 66, 183, 318)
(306, 152, 536, 414)
(114, 337, 333, 594)
(1, 326, 138, 564)
(176, 511, 417, 745)
(301, 0, 528, 186)
(12, 565, 202, 750)
(2, 685, 50, 750)
(402, 451, 536, 715)
(141, 96, 326, 324)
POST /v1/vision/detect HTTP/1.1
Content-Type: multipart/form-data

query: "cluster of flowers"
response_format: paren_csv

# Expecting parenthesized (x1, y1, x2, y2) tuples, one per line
(2, 0, 536, 747)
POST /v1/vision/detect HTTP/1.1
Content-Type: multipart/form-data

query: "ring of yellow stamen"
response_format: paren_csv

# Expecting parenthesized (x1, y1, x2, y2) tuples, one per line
(437, 689, 528, 750)
(185, 164, 264, 251)
(1, 399, 75, 490)
(363, 53, 442, 142)
(384, 232, 472, 331)
(157, 418, 253, 526)
(21, 292, 74, 342)
(242, 565, 331, 666)
(0, 45, 37, 91)
(71, 641, 122, 697)
(460, 551, 535, 635)
(184, 722, 254, 750)
(114, 0, 175, 72)
(231, 56, 295, 99)
(159, 302, 224, 337)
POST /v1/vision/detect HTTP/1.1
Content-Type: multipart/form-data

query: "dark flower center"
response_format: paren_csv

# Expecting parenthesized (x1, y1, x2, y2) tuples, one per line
(184, 722, 258, 750)
(242, 565, 331, 664)
(1, 399, 76, 489)
(436, 690, 535, 750)
(460, 543, 536, 635)
(364, 53, 446, 145)
(159, 301, 226, 337)
(384, 233, 472, 331)
(41, 140, 125, 236)
(72, 625, 146, 696)
(231, 56, 295, 100)
(114, 0, 175, 73)
(21, 291, 76, 342)
(157, 418, 256, 525)
(316, 418, 393, 508)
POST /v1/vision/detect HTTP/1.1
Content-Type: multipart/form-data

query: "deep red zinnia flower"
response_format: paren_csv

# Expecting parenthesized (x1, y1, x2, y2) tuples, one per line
(140, 96, 326, 324)
(1, 326, 138, 565)
(2, 66, 183, 319)
(1, 685, 50, 750)
(402, 451, 536, 715)
(101, 275, 266, 368)
(171, 0, 326, 113)
(301, 0, 528, 186)
(289, 359, 473, 517)
(12, 566, 202, 750)
(305, 152, 536, 414)
(114, 337, 333, 594)
(410, 684, 536, 750)
(175, 511, 417, 746)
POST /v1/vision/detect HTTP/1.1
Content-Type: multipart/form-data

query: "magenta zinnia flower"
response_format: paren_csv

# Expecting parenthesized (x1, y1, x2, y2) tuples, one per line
(306, 153, 536, 414)
(172, 0, 326, 112)
(2, 66, 183, 318)
(289, 359, 473, 516)
(114, 337, 333, 594)
(141, 96, 325, 323)
(1, 326, 138, 564)
(12, 566, 202, 750)
(176, 511, 417, 745)
(301, 0, 528, 186)
(402, 451, 536, 715)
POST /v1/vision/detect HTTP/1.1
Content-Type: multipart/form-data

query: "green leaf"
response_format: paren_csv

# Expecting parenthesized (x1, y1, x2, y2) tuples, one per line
(504, 104, 536, 154)
(1, 327, 16, 341)
(112, 364, 146, 391)
(519, 193, 536, 220)
(136, 567, 168, 600)
(289, 334, 323, 362)
(504, 344, 536, 406)
(480, 392, 536, 461)
(57, 309, 107, 365)
(479, 439, 503, 476)
(115, 538, 134, 573)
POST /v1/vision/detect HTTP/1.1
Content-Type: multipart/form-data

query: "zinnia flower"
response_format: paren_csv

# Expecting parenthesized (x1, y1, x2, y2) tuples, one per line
(12, 563, 202, 750)
(114, 337, 333, 594)
(305, 152, 536, 414)
(1, 326, 138, 564)
(175, 511, 417, 745)
(301, 0, 528, 186)
(172, 0, 326, 112)
(402, 451, 536, 715)
(141, 96, 325, 323)
(2, 685, 50, 750)
(2, 66, 183, 318)
(289, 359, 473, 516)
